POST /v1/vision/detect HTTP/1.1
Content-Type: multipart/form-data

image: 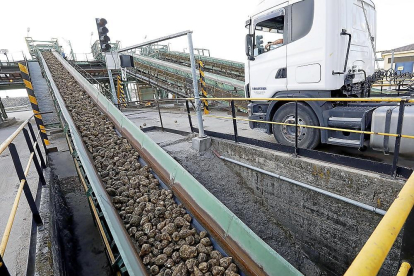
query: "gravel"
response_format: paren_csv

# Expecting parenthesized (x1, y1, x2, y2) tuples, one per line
(1, 96, 30, 109)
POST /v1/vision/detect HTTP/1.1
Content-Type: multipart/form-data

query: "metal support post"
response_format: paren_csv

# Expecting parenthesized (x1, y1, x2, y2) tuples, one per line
(23, 128, 46, 185)
(389, 50, 395, 91)
(18, 63, 50, 148)
(295, 101, 299, 156)
(185, 100, 194, 133)
(230, 100, 238, 143)
(198, 61, 209, 114)
(107, 69, 118, 106)
(0, 255, 10, 276)
(400, 206, 414, 269)
(27, 123, 46, 168)
(391, 99, 406, 177)
(157, 101, 164, 131)
(187, 32, 206, 138)
(8, 143, 42, 224)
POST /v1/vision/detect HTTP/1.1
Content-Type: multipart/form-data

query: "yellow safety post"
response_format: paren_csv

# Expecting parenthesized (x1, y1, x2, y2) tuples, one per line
(396, 262, 411, 276)
(18, 63, 50, 146)
(116, 75, 127, 107)
(198, 61, 209, 114)
(185, 97, 414, 103)
(345, 173, 414, 276)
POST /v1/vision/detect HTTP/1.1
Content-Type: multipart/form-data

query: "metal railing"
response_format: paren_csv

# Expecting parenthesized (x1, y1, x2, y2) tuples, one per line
(344, 172, 414, 276)
(0, 114, 47, 275)
(67, 60, 113, 100)
(130, 96, 414, 275)
(181, 97, 413, 176)
(183, 96, 414, 275)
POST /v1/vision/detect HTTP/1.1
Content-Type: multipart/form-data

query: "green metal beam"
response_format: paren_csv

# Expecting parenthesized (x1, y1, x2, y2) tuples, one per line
(53, 51, 302, 276)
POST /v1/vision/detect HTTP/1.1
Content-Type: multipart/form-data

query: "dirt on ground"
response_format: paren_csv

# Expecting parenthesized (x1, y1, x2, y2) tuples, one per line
(161, 136, 327, 276)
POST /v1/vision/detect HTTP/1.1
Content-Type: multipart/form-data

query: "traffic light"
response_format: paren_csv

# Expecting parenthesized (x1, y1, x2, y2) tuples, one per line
(96, 18, 111, 52)
(256, 35, 264, 54)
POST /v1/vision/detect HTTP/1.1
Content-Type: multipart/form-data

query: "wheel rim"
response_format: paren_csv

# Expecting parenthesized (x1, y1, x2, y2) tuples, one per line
(280, 115, 307, 143)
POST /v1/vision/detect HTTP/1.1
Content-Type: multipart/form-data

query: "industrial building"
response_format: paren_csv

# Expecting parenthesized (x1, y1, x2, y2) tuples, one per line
(382, 43, 414, 73)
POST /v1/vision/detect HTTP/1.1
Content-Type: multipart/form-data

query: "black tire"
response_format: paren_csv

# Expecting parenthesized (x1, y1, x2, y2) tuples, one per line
(272, 102, 320, 149)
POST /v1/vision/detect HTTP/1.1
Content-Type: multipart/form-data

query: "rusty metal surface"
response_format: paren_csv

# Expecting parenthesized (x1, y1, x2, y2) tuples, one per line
(51, 50, 302, 276)
(39, 51, 147, 276)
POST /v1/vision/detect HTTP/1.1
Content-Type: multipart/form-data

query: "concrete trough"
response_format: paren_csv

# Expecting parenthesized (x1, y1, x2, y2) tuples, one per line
(144, 129, 405, 276)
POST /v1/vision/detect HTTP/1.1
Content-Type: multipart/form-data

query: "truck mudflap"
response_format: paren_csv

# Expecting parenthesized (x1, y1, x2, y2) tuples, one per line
(370, 105, 414, 155)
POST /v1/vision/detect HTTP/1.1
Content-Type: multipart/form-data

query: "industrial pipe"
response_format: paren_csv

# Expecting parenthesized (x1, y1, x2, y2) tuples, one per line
(213, 150, 387, 216)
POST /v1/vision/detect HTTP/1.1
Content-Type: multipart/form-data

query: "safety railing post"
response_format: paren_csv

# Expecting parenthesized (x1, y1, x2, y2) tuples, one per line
(230, 100, 238, 143)
(156, 99, 164, 131)
(295, 101, 299, 156)
(185, 100, 194, 133)
(27, 123, 46, 168)
(8, 143, 42, 225)
(18, 62, 50, 150)
(22, 128, 46, 185)
(399, 207, 414, 271)
(391, 99, 407, 177)
(0, 255, 10, 276)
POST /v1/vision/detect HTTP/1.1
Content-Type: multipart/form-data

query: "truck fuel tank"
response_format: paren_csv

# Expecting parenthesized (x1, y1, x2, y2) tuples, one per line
(370, 105, 414, 156)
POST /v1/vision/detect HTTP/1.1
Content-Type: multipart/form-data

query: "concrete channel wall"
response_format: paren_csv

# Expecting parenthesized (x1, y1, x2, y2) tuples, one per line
(212, 138, 405, 275)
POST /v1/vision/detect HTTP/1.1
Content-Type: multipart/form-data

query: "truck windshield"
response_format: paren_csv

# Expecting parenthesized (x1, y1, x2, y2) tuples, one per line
(254, 15, 284, 57)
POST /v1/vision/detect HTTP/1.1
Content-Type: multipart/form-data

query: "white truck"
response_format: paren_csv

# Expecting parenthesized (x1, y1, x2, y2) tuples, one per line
(245, 0, 414, 155)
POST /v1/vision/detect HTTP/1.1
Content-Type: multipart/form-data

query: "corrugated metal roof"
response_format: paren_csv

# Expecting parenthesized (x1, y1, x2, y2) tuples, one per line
(382, 43, 414, 54)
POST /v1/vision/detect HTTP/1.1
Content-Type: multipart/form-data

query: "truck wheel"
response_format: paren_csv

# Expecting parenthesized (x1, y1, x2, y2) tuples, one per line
(272, 102, 320, 149)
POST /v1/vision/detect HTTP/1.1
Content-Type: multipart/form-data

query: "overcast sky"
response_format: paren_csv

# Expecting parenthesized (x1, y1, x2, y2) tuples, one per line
(1, 0, 413, 63)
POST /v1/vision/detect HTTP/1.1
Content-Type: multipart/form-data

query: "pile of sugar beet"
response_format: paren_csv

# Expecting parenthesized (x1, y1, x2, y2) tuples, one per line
(43, 52, 241, 276)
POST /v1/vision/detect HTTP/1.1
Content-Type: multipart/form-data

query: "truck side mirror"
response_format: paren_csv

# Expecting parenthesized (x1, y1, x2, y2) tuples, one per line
(245, 34, 255, 61)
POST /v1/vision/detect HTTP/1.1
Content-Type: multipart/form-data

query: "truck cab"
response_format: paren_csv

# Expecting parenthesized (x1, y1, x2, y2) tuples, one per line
(245, 0, 377, 149)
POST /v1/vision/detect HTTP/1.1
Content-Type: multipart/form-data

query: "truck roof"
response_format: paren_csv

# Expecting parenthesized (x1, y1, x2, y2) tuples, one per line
(249, 0, 375, 18)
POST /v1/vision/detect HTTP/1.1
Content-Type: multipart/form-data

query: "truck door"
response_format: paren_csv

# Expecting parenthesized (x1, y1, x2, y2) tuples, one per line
(249, 8, 287, 99)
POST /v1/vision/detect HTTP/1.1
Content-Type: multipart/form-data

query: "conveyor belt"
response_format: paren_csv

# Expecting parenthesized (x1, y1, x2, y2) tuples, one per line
(156, 51, 245, 81)
(37, 49, 302, 276)
(135, 55, 244, 90)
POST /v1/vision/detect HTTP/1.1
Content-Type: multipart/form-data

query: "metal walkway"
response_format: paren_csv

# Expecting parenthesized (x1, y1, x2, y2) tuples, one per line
(27, 61, 59, 125)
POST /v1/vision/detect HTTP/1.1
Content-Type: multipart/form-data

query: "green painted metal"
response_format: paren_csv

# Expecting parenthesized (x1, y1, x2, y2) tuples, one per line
(52, 52, 302, 276)
(162, 51, 244, 70)
(25, 37, 61, 59)
(129, 54, 247, 111)
(39, 51, 146, 276)
(91, 40, 121, 62)
(133, 54, 244, 92)
(153, 51, 244, 81)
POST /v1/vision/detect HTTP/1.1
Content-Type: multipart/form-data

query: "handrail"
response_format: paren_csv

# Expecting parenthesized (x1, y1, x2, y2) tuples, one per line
(0, 114, 34, 155)
(396, 262, 411, 276)
(344, 173, 414, 276)
(180, 96, 411, 178)
(184, 97, 414, 103)
(0, 145, 37, 256)
(199, 113, 414, 140)
(0, 114, 47, 273)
